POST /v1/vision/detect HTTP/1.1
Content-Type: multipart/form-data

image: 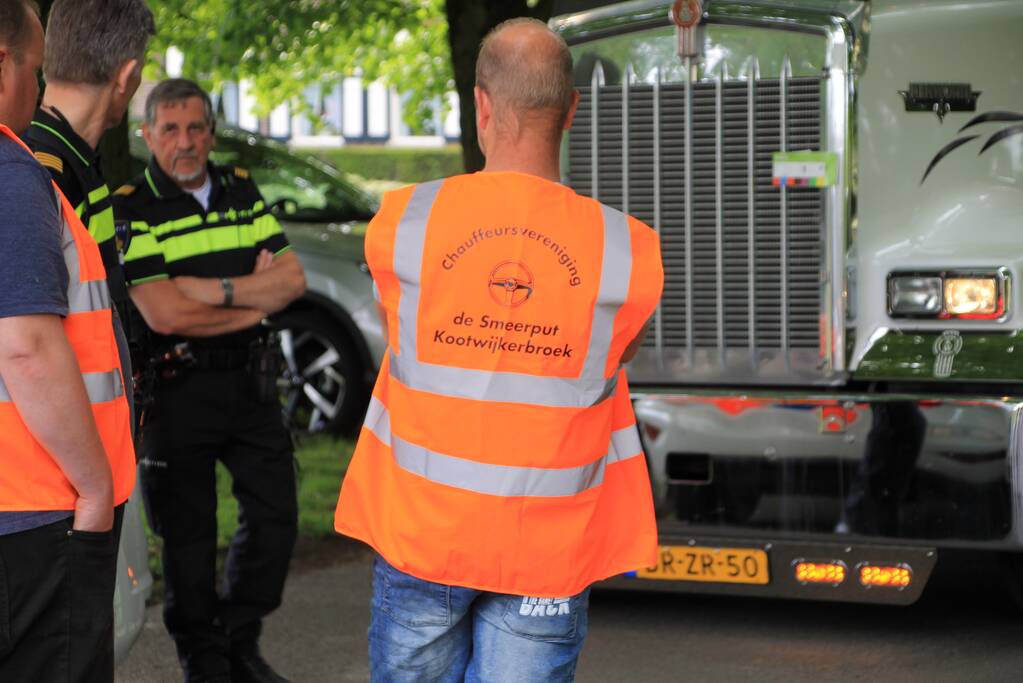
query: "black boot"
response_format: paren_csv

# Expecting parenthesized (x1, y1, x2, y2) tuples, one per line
(231, 649, 291, 683)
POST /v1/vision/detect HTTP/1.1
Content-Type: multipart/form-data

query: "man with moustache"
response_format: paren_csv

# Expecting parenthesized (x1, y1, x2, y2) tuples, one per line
(115, 79, 306, 683)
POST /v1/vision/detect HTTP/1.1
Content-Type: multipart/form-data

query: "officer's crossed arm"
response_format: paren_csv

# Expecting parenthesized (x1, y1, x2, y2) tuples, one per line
(0, 316, 114, 531)
(128, 280, 267, 337)
(173, 250, 307, 315)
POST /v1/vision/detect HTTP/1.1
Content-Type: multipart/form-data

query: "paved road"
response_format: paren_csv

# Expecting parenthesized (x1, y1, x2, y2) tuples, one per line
(116, 549, 1023, 683)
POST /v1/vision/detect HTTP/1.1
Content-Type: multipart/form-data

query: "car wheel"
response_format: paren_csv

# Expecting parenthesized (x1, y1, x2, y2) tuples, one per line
(272, 309, 364, 435)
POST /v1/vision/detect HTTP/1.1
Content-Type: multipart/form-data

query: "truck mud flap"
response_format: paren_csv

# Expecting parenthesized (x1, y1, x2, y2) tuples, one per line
(604, 536, 937, 606)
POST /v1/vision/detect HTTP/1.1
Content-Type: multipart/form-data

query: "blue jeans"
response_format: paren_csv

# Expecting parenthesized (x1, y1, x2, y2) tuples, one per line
(369, 556, 590, 683)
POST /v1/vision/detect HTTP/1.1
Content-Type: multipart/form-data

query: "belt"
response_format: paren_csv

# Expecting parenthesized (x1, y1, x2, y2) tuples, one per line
(191, 346, 251, 371)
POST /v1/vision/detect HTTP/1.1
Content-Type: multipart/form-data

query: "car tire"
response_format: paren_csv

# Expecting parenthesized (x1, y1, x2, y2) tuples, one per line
(272, 309, 365, 435)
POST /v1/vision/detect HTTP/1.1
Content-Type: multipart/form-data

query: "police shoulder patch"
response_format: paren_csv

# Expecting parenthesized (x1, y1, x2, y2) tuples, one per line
(114, 183, 137, 197)
(233, 167, 250, 180)
(34, 151, 64, 174)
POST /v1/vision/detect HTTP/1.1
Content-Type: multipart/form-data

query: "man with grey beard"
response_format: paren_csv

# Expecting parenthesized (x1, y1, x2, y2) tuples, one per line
(114, 78, 306, 683)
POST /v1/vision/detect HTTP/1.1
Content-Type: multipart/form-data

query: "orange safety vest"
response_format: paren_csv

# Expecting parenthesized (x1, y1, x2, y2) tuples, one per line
(336, 172, 664, 597)
(0, 125, 134, 511)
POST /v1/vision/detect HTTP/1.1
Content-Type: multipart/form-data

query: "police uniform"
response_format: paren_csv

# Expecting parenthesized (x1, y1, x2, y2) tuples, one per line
(114, 157, 297, 678)
(26, 107, 135, 428)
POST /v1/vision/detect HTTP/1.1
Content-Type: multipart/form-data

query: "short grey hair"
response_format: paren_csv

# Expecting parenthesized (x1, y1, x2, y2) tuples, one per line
(476, 17, 574, 120)
(44, 0, 155, 85)
(0, 0, 39, 63)
(145, 78, 216, 129)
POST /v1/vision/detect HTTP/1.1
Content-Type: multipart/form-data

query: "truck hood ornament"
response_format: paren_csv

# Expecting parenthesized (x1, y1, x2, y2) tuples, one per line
(672, 0, 705, 60)
(899, 83, 980, 123)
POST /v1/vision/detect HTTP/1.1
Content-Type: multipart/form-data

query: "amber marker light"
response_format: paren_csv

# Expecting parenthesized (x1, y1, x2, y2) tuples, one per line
(944, 277, 1001, 319)
(859, 564, 912, 588)
(794, 561, 846, 585)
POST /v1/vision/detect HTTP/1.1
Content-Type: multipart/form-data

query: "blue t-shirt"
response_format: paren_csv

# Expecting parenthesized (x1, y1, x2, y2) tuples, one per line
(0, 136, 73, 535)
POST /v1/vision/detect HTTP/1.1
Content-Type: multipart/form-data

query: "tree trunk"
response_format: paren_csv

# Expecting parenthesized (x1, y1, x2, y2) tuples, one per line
(444, 0, 555, 173)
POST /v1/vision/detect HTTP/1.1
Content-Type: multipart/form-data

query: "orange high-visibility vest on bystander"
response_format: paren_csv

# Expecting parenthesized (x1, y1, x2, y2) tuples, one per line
(0, 125, 134, 511)
(336, 171, 664, 597)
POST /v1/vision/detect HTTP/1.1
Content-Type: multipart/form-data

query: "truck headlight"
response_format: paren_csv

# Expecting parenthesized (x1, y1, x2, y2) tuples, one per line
(888, 270, 1008, 320)
(888, 276, 942, 316)
(945, 278, 998, 316)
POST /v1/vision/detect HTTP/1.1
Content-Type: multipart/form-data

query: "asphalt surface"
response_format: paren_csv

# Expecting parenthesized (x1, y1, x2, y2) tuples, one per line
(116, 548, 1023, 683)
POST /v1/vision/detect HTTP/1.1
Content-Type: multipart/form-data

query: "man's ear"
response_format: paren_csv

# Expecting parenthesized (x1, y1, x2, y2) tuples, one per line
(141, 122, 154, 152)
(474, 85, 492, 132)
(114, 59, 140, 95)
(474, 85, 491, 155)
(562, 89, 580, 131)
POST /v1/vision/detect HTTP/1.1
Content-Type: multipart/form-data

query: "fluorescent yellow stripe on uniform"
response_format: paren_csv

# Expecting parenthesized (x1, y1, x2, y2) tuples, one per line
(253, 213, 284, 243)
(205, 201, 264, 226)
(124, 222, 163, 260)
(90, 206, 116, 243)
(88, 184, 110, 204)
(149, 214, 204, 237)
(162, 224, 258, 264)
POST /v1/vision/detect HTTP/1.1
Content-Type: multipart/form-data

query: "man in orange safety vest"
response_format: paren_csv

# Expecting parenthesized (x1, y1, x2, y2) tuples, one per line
(336, 17, 664, 681)
(0, 2, 134, 680)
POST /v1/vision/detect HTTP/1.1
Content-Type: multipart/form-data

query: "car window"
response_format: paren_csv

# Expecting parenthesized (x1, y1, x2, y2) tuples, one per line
(211, 134, 376, 223)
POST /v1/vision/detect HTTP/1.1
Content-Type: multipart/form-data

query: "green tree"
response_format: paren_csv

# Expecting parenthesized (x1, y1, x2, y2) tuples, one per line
(147, 0, 555, 172)
(40, 0, 559, 175)
(148, 1, 453, 145)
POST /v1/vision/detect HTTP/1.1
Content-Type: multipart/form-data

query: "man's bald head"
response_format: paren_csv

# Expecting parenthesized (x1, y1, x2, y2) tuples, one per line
(476, 18, 574, 130)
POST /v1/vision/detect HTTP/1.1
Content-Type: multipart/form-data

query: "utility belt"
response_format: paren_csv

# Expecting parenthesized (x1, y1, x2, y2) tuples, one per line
(136, 332, 282, 405)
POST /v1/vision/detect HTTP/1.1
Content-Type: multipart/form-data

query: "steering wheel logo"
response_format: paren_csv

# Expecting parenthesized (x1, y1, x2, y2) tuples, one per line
(488, 261, 534, 307)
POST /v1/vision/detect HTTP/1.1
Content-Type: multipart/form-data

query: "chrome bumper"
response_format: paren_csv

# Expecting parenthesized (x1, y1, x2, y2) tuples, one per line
(633, 390, 1023, 550)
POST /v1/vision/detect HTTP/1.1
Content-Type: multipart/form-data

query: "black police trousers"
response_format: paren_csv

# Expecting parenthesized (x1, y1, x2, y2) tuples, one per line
(139, 367, 297, 679)
(0, 507, 124, 683)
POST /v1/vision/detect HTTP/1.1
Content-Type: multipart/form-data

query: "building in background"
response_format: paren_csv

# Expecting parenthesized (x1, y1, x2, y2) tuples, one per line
(132, 47, 461, 149)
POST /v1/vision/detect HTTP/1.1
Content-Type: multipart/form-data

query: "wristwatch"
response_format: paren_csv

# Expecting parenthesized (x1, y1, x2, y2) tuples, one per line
(220, 278, 234, 307)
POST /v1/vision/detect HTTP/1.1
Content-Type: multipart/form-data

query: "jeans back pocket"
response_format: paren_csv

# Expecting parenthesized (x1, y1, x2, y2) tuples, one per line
(501, 591, 589, 643)
(374, 557, 452, 629)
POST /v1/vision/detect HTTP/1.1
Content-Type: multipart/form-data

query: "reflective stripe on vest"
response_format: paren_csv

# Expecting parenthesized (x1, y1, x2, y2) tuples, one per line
(336, 174, 662, 596)
(390, 180, 634, 408)
(363, 396, 643, 498)
(0, 125, 135, 511)
(0, 369, 123, 403)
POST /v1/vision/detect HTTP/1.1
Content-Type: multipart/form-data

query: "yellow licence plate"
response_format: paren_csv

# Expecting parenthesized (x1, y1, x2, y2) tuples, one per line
(637, 545, 770, 585)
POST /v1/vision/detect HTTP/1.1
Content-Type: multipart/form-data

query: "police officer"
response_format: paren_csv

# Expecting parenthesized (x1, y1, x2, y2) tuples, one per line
(115, 79, 306, 683)
(26, 0, 155, 430)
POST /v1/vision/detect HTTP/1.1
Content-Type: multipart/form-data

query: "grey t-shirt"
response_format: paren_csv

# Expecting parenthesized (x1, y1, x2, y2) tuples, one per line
(0, 136, 73, 534)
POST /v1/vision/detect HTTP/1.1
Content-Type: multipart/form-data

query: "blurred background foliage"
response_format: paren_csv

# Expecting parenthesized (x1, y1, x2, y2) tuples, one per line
(147, 0, 453, 133)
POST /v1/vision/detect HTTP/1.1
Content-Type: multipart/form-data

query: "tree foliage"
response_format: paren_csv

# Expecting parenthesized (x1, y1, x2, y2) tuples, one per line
(149, 0, 453, 129)
(148, 0, 556, 171)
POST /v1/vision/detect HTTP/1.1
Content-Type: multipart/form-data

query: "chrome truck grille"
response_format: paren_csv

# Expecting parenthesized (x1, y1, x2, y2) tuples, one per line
(566, 61, 840, 385)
